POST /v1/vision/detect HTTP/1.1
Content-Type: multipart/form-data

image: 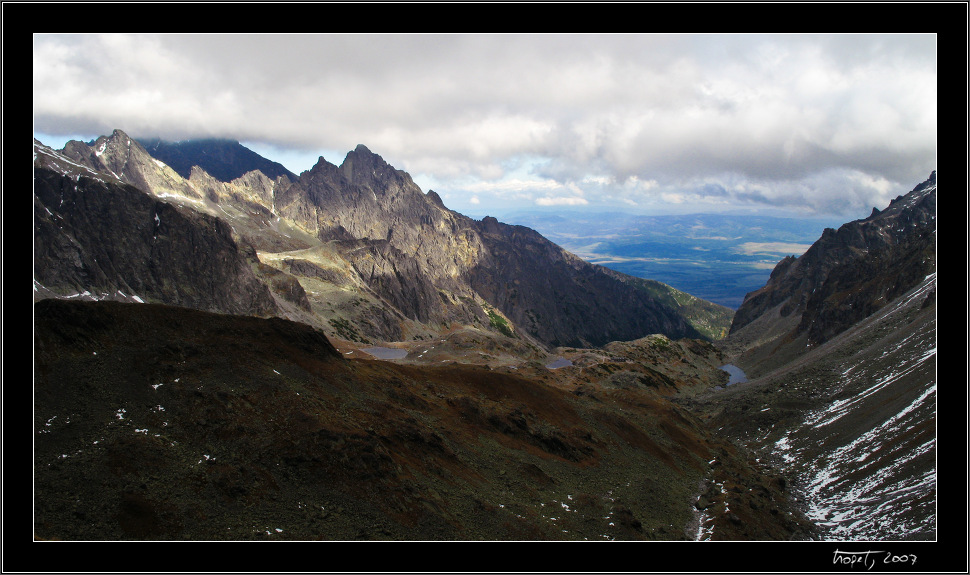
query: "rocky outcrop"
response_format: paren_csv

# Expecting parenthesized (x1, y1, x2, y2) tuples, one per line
(254, 262, 312, 312)
(60, 130, 204, 202)
(337, 238, 453, 325)
(281, 258, 352, 285)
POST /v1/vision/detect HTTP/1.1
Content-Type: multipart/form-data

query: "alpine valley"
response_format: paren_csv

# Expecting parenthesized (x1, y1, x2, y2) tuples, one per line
(32, 130, 937, 549)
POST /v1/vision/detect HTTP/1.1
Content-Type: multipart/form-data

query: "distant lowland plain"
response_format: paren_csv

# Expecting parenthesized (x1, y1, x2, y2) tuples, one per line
(497, 211, 848, 309)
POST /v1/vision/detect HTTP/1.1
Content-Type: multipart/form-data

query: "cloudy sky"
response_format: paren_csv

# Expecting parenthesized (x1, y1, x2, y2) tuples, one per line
(33, 33, 937, 219)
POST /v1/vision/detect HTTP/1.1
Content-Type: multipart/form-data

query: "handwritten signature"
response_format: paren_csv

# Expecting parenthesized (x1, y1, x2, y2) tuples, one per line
(833, 549, 917, 570)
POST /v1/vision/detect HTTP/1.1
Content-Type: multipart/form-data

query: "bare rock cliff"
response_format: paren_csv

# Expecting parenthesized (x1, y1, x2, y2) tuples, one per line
(727, 171, 936, 366)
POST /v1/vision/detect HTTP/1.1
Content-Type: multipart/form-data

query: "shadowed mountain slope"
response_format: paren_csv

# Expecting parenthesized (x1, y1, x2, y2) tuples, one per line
(697, 171, 938, 541)
(139, 137, 298, 183)
(33, 299, 811, 541)
(725, 171, 936, 377)
(33, 143, 279, 316)
(691, 272, 936, 541)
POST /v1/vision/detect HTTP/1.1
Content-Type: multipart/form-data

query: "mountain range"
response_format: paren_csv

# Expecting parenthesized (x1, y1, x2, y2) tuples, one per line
(32, 130, 937, 552)
(35, 130, 731, 351)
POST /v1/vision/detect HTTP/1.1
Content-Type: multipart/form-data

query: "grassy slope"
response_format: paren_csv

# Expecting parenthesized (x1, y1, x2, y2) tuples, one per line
(614, 274, 735, 341)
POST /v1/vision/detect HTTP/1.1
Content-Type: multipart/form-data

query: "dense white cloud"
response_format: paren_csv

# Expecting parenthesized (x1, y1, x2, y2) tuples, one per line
(33, 33, 937, 218)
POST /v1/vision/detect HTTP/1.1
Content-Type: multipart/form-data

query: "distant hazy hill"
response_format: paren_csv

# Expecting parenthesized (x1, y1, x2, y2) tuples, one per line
(139, 137, 298, 183)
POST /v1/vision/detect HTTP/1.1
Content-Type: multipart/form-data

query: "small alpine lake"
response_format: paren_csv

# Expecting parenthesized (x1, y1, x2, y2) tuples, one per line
(720, 364, 748, 385)
(545, 357, 573, 369)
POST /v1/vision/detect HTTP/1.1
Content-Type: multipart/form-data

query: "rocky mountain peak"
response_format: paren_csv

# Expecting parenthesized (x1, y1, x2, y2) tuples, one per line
(871, 171, 936, 222)
(425, 190, 446, 208)
(33, 139, 113, 182)
(92, 129, 137, 158)
(480, 215, 502, 235)
(339, 144, 397, 187)
(303, 155, 342, 182)
(90, 128, 133, 147)
(60, 129, 147, 184)
(53, 131, 207, 208)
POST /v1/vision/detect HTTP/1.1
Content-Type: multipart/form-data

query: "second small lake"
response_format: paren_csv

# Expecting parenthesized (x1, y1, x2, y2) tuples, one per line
(720, 364, 748, 385)
(361, 346, 408, 360)
(546, 357, 573, 369)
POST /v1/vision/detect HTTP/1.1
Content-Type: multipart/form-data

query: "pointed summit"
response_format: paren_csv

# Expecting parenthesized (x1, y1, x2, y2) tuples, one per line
(339, 144, 396, 187)
(426, 190, 446, 208)
(308, 154, 340, 173)
(341, 143, 383, 166)
(54, 128, 144, 182)
(93, 128, 134, 150)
